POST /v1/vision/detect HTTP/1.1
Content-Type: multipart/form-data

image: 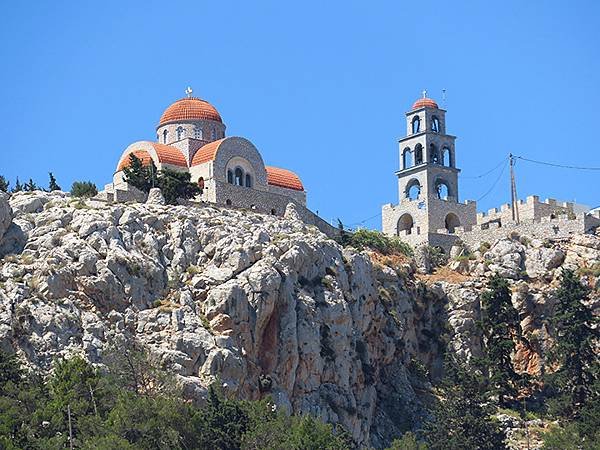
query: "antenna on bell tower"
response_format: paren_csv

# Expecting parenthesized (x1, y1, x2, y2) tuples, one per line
(185, 86, 193, 98)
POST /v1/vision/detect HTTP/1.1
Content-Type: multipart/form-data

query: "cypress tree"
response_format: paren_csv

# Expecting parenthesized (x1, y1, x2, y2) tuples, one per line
(48, 172, 61, 191)
(122, 154, 157, 193)
(480, 274, 522, 405)
(12, 178, 23, 193)
(547, 269, 598, 418)
(0, 176, 9, 193)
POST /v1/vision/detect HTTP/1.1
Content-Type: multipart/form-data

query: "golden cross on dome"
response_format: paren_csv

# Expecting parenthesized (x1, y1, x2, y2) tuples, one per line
(422, 89, 427, 98)
(185, 86, 193, 98)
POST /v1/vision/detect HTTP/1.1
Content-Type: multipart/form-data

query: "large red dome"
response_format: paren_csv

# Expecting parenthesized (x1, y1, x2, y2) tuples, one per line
(158, 97, 222, 127)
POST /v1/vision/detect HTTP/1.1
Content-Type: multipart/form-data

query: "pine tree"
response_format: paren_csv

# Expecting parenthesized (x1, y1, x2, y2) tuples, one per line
(24, 179, 38, 192)
(423, 358, 507, 450)
(12, 178, 23, 193)
(48, 172, 61, 191)
(122, 154, 157, 193)
(71, 181, 97, 198)
(480, 274, 522, 405)
(547, 269, 599, 418)
(0, 176, 9, 193)
(157, 168, 201, 205)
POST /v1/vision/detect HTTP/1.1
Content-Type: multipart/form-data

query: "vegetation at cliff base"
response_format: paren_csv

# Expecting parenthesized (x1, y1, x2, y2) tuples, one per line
(0, 346, 350, 450)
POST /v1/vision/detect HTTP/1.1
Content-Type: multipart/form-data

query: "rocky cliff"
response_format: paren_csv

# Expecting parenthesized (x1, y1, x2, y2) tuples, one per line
(0, 191, 598, 448)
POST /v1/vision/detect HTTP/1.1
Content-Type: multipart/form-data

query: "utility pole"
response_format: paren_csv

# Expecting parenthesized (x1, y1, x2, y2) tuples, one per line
(67, 404, 74, 450)
(509, 154, 520, 224)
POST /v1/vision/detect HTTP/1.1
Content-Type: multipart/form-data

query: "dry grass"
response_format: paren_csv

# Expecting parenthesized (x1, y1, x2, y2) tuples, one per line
(416, 266, 472, 284)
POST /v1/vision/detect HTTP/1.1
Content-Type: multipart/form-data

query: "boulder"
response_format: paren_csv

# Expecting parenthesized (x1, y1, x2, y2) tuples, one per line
(0, 191, 12, 242)
(146, 188, 165, 205)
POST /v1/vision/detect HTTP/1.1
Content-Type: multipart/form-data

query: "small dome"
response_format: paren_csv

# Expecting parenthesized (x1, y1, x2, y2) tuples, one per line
(158, 97, 222, 127)
(117, 143, 188, 171)
(265, 166, 304, 191)
(412, 97, 438, 110)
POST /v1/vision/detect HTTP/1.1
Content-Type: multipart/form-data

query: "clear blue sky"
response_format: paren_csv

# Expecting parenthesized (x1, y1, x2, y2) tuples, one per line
(1, 1, 599, 228)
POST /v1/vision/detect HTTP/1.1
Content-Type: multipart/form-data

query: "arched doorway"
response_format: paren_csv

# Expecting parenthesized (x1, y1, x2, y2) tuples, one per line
(397, 213, 414, 235)
(445, 213, 461, 233)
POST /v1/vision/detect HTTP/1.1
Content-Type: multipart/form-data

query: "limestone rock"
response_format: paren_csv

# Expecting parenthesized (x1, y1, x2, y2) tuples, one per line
(146, 187, 165, 205)
(0, 191, 12, 242)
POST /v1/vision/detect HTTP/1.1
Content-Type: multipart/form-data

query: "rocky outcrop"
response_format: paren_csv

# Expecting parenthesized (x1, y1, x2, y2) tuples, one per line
(0, 192, 12, 242)
(0, 191, 448, 448)
(1, 191, 598, 447)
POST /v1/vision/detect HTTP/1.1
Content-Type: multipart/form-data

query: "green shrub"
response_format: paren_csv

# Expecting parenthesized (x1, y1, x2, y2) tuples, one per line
(71, 181, 98, 198)
(346, 229, 413, 256)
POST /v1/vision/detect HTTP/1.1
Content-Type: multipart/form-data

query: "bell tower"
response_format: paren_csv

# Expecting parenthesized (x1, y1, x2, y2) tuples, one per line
(382, 92, 476, 250)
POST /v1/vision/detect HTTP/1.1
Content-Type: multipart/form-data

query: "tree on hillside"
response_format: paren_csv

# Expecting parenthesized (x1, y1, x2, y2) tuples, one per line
(423, 358, 507, 450)
(48, 172, 61, 191)
(123, 153, 201, 205)
(0, 176, 9, 193)
(71, 181, 98, 198)
(12, 178, 23, 193)
(24, 178, 38, 192)
(122, 153, 158, 194)
(157, 168, 201, 205)
(546, 269, 598, 418)
(480, 274, 522, 405)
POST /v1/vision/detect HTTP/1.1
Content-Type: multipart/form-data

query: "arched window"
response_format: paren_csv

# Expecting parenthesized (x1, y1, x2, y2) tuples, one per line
(245, 174, 252, 188)
(402, 147, 412, 169)
(414, 144, 423, 165)
(176, 126, 184, 140)
(442, 147, 451, 166)
(226, 199, 232, 206)
(430, 144, 440, 164)
(432, 116, 440, 132)
(271, 208, 277, 215)
(194, 126, 203, 140)
(234, 168, 244, 186)
(397, 213, 414, 235)
(227, 169, 233, 184)
(412, 116, 421, 134)
(163, 130, 168, 143)
(198, 177, 205, 189)
(406, 179, 421, 200)
(435, 179, 450, 200)
(445, 213, 461, 233)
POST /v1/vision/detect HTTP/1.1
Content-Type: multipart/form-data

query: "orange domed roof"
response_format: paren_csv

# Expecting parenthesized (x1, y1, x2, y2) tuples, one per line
(158, 97, 222, 127)
(412, 97, 438, 109)
(266, 166, 304, 191)
(191, 138, 226, 166)
(117, 143, 188, 172)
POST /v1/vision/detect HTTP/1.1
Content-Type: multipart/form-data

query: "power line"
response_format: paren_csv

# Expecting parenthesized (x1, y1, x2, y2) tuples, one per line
(476, 159, 509, 202)
(461, 156, 507, 179)
(515, 155, 600, 171)
(347, 212, 382, 227)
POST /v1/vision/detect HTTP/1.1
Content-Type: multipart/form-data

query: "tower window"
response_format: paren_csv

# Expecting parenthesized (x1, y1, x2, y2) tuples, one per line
(234, 167, 244, 186)
(412, 116, 421, 134)
(245, 174, 252, 188)
(430, 144, 440, 164)
(227, 169, 233, 184)
(194, 126, 203, 139)
(176, 126, 184, 140)
(163, 130, 168, 143)
(414, 144, 423, 165)
(442, 147, 451, 166)
(406, 179, 421, 200)
(432, 116, 440, 132)
(435, 179, 451, 200)
(402, 147, 412, 169)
